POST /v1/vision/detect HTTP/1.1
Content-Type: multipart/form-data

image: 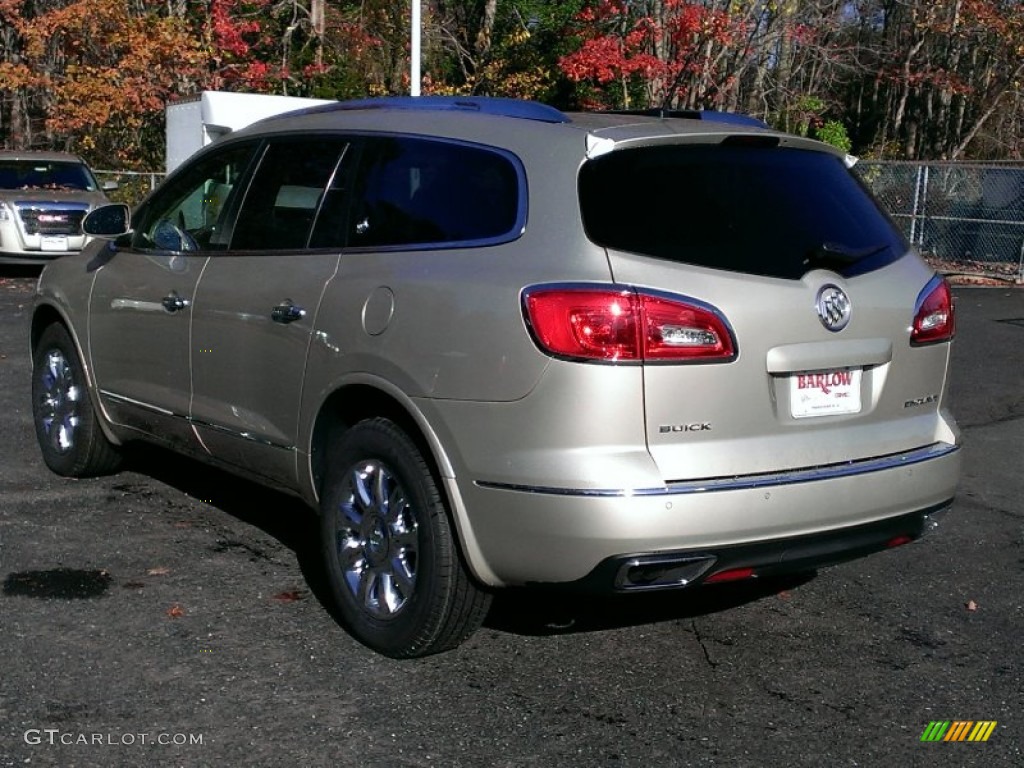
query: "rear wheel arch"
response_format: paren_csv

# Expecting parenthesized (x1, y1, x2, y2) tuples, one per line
(310, 384, 435, 495)
(308, 382, 500, 587)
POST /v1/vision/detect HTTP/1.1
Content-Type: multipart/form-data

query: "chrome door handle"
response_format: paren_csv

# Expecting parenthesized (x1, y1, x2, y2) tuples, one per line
(271, 301, 307, 324)
(161, 292, 191, 313)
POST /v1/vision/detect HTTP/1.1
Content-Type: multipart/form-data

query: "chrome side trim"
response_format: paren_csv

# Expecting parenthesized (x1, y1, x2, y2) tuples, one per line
(476, 442, 960, 498)
(100, 391, 292, 450)
(100, 390, 176, 417)
(189, 417, 293, 451)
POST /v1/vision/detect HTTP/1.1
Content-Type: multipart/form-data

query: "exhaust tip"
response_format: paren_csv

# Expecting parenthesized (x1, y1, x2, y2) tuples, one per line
(615, 555, 717, 591)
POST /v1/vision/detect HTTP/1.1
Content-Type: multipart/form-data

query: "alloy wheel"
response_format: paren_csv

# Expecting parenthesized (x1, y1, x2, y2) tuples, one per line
(334, 459, 419, 619)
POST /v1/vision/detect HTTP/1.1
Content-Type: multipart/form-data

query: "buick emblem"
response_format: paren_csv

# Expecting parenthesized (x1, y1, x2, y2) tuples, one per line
(816, 285, 851, 332)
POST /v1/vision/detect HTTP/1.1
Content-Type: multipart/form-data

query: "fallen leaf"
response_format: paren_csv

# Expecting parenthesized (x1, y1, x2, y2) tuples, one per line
(965, 600, 978, 612)
(146, 567, 171, 576)
(166, 603, 186, 618)
(271, 590, 307, 603)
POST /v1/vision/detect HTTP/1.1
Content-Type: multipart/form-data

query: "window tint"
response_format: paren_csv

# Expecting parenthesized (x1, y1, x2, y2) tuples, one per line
(231, 139, 348, 251)
(132, 143, 255, 252)
(579, 145, 907, 280)
(349, 137, 521, 248)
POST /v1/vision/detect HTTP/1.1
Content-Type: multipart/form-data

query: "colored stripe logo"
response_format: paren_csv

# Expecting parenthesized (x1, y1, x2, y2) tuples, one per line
(921, 721, 997, 742)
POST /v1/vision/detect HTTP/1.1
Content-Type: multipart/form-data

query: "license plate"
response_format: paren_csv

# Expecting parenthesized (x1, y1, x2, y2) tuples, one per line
(41, 235, 69, 252)
(790, 368, 862, 419)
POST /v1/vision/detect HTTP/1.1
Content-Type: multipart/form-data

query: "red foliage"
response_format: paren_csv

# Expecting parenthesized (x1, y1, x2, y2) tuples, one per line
(558, 0, 746, 106)
(210, 0, 263, 58)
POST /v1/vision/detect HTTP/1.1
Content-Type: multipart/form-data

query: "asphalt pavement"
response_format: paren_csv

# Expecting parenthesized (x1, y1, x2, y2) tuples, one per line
(1, 270, 1021, 768)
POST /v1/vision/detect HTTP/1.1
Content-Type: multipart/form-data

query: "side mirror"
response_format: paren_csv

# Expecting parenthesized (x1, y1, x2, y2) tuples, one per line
(83, 203, 131, 238)
(101, 180, 119, 192)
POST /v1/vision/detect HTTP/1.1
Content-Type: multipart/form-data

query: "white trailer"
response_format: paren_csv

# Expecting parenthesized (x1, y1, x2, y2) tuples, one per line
(165, 91, 333, 173)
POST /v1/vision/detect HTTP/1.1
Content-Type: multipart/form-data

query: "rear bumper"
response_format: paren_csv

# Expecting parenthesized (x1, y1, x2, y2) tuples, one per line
(458, 442, 960, 587)
(582, 501, 950, 592)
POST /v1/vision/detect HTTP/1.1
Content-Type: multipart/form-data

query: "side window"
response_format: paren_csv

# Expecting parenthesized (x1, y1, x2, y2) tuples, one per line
(350, 137, 522, 248)
(230, 139, 348, 251)
(132, 143, 255, 252)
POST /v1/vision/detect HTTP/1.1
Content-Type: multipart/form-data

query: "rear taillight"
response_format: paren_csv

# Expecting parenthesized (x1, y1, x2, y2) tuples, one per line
(522, 285, 736, 363)
(911, 276, 955, 346)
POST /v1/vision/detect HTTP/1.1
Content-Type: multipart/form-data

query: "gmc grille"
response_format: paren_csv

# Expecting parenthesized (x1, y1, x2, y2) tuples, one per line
(16, 204, 89, 236)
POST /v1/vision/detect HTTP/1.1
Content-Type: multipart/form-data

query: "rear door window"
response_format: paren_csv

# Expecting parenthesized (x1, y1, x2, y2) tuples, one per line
(579, 144, 907, 279)
(231, 138, 349, 250)
(348, 136, 523, 248)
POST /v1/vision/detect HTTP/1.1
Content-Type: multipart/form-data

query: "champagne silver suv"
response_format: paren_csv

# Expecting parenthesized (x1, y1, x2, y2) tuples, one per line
(0, 151, 114, 265)
(30, 97, 960, 657)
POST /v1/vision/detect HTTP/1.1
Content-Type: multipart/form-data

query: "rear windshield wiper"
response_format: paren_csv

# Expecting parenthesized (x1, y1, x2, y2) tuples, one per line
(804, 242, 890, 271)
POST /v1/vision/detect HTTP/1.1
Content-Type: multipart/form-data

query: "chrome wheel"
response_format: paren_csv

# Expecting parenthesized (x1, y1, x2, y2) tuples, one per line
(32, 325, 120, 477)
(37, 348, 81, 455)
(335, 459, 419, 619)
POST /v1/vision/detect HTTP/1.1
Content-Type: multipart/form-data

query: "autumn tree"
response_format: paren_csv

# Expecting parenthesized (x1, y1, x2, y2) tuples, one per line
(841, 0, 1024, 159)
(422, 0, 582, 100)
(556, 0, 858, 122)
(2, 0, 1021, 164)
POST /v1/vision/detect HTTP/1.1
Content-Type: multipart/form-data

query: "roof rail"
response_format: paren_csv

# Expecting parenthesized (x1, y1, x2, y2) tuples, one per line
(277, 96, 570, 124)
(603, 109, 769, 129)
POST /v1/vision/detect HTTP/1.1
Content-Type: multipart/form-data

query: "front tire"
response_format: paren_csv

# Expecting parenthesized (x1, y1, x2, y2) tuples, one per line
(320, 418, 491, 658)
(32, 324, 121, 477)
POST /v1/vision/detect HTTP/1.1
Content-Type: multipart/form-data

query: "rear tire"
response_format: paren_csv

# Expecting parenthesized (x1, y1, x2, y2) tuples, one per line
(32, 324, 121, 477)
(320, 418, 491, 658)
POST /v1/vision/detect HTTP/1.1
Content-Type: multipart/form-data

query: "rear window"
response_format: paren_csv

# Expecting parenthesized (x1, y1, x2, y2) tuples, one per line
(579, 144, 907, 280)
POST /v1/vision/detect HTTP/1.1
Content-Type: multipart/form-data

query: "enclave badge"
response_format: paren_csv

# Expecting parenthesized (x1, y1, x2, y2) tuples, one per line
(816, 285, 851, 332)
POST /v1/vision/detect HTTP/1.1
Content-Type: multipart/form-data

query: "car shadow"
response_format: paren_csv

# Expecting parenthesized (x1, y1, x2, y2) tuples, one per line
(485, 573, 815, 638)
(120, 444, 338, 618)
(121, 444, 817, 641)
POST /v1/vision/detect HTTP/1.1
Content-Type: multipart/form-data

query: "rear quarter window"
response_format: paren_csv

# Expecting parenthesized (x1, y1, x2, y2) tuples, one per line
(348, 136, 523, 249)
(579, 144, 907, 280)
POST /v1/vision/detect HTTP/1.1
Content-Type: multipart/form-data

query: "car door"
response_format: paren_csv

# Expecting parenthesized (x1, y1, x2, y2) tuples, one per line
(88, 142, 258, 450)
(188, 137, 352, 486)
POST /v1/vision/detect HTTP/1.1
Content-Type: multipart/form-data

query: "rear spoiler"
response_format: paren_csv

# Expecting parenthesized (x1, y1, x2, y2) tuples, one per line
(601, 109, 769, 129)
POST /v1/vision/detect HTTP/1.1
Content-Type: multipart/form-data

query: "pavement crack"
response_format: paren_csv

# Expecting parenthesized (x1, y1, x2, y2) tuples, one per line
(960, 408, 1024, 431)
(691, 619, 719, 670)
(957, 495, 1023, 520)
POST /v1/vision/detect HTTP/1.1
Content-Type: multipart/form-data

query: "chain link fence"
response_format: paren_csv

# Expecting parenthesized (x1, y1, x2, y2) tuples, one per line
(858, 161, 1024, 283)
(93, 170, 164, 207)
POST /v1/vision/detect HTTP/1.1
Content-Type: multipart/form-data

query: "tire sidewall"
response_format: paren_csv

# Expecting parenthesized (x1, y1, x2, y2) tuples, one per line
(320, 419, 451, 657)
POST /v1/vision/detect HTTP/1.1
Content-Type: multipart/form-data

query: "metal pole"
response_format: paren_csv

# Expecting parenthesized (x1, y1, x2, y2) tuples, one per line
(909, 165, 921, 245)
(919, 165, 930, 247)
(1017, 236, 1023, 285)
(411, 0, 421, 96)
